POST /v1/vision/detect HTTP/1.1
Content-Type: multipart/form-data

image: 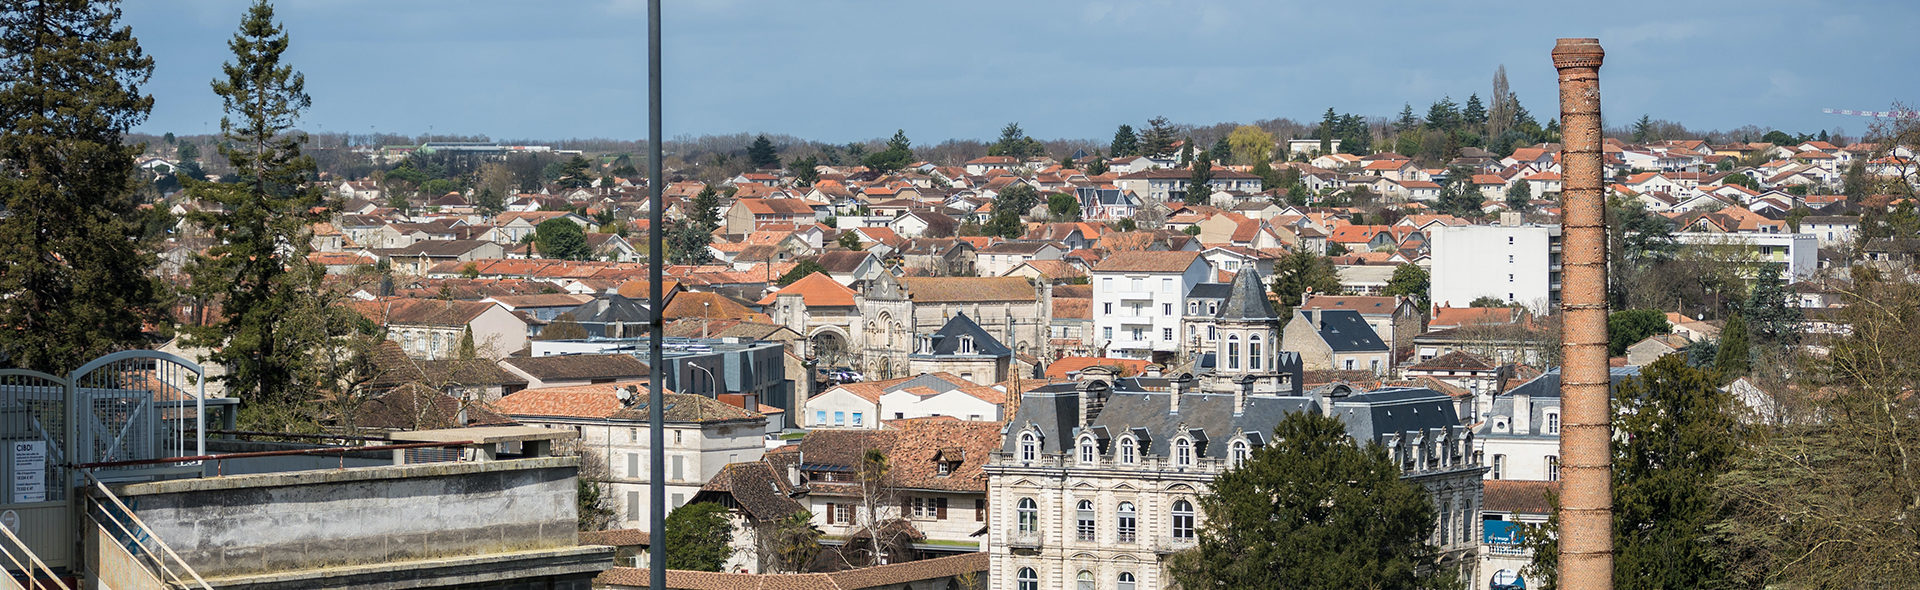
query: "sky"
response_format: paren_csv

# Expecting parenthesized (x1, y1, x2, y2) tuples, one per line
(123, 0, 1920, 145)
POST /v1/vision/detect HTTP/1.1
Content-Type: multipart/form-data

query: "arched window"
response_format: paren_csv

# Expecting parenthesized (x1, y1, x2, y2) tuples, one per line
(1116, 502, 1137, 543)
(1117, 436, 1137, 465)
(1230, 440, 1250, 469)
(1019, 432, 1038, 462)
(1079, 437, 1097, 465)
(1248, 334, 1263, 371)
(1016, 568, 1038, 590)
(1174, 438, 1193, 468)
(1118, 572, 1137, 590)
(1077, 571, 1094, 590)
(1017, 498, 1038, 533)
(1172, 500, 1195, 539)
(1225, 334, 1240, 370)
(1076, 499, 1095, 541)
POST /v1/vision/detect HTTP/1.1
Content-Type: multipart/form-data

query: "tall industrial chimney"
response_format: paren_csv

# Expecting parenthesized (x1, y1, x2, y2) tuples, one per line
(1552, 38, 1612, 590)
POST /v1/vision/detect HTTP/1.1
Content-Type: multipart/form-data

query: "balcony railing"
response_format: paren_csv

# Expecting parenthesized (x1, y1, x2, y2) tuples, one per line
(1006, 530, 1044, 549)
(1155, 535, 1197, 554)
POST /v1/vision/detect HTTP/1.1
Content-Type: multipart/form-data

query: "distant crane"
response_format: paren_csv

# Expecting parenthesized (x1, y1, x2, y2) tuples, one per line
(1823, 108, 1920, 119)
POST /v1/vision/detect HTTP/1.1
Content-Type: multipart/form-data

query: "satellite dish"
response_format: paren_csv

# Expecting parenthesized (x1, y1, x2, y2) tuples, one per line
(615, 386, 634, 404)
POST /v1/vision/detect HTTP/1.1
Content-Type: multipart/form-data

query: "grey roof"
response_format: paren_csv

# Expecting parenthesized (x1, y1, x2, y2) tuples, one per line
(1216, 268, 1278, 321)
(1330, 387, 1462, 445)
(1186, 283, 1230, 300)
(1314, 309, 1389, 353)
(1508, 366, 1642, 399)
(1004, 380, 1459, 459)
(912, 312, 1012, 358)
(563, 295, 652, 338)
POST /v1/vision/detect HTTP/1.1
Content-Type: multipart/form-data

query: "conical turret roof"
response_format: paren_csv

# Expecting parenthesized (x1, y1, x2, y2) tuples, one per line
(1215, 267, 1279, 322)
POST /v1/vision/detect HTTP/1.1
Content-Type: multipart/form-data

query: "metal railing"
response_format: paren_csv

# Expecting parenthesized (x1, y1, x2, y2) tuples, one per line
(0, 522, 67, 590)
(82, 471, 210, 590)
(77, 439, 476, 475)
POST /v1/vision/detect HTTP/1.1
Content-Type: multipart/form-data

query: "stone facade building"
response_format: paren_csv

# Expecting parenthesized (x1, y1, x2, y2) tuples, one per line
(985, 270, 1484, 590)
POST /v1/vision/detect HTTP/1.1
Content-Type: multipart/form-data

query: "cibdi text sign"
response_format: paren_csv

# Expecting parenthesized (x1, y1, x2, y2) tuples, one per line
(12, 441, 45, 503)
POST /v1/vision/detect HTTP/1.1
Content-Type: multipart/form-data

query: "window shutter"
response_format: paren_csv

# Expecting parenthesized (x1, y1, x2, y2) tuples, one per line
(976, 499, 986, 522)
(936, 497, 948, 520)
(826, 503, 836, 524)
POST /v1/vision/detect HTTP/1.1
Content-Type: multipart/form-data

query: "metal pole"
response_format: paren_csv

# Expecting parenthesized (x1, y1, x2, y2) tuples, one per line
(1552, 37, 1612, 590)
(647, 0, 666, 587)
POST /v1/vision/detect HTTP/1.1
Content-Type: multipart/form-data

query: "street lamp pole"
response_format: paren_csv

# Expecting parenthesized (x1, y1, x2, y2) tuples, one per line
(646, 0, 666, 588)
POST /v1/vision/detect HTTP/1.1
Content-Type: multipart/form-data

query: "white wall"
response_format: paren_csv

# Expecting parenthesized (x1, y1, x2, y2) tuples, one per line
(1429, 225, 1556, 312)
(1091, 259, 1214, 359)
(801, 387, 880, 429)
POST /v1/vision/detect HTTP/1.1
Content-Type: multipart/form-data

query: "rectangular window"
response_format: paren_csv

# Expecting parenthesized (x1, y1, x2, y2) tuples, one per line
(1102, 277, 1112, 290)
(1162, 328, 1173, 341)
(815, 410, 826, 425)
(626, 491, 640, 522)
(1492, 454, 1506, 479)
(629, 428, 638, 443)
(836, 504, 853, 524)
(671, 455, 684, 481)
(1162, 277, 1174, 293)
(1131, 277, 1142, 291)
(1547, 456, 1561, 481)
(976, 499, 987, 522)
(1103, 302, 1113, 314)
(1103, 327, 1114, 340)
(834, 411, 845, 425)
(1162, 303, 1173, 315)
(851, 412, 864, 427)
(1546, 412, 1561, 434)
(671, 493, 684, 509)
(1344, 359, 1355, 370)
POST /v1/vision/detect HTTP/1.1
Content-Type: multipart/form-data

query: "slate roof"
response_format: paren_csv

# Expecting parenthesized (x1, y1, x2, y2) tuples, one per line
(1185, 282, 1230, 300)
(563, 295, 653, 328)
(1308, 309, 1389, 352)
(498, 354, 650, 382)
(1299, 295, 1401, 315)
(1505, 366, 1641, 399)
(1215, 267, 1278, 321)
(914, 312, 1011, 358)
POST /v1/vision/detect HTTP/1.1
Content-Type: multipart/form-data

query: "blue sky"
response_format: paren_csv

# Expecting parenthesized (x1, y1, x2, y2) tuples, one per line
(123, 1, 1918, 144)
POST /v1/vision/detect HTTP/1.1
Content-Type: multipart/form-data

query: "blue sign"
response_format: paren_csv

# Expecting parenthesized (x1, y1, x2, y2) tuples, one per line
(1484, 520, 1525, 545)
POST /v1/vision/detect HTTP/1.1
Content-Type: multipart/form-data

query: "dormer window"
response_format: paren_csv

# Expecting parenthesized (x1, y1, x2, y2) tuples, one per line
(1117, 436, 1137, 465)
(1019, 432, 1038, 462)
(918, 336, 933, 354)
(1230, 440, 1250, 469)
(1078, 436, 1097, 465)
(959, 336, 975, 354)
(1174, 438, 1193, 468)
(1207, 302, 1218, 315)
(1188, 301, 1198, 315)
(1545, 411, 1561, 434)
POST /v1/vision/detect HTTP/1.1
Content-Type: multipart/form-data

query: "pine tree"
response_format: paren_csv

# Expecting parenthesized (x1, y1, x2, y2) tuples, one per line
(1713, 313, 1750, 380)
(1167, 411, 1453, 589)
(182, 0, 340, 429)
(1740, 264, 1802, 347)
(1185, 150, 1214, 204)
(1177, 138, 1194, 168)
(1395, 103, 1420, 133)
(747, 134, 779, 170)
(1463, 93, 1487, 130)
(0, 0, 164, 372)
(1110, 124, 1139, 157)
(1426, 97, 1459, 131)
(1140, 116, 1177, 159)
(1210, 135, 1232, 166)
(1318, 108, 1338, 153)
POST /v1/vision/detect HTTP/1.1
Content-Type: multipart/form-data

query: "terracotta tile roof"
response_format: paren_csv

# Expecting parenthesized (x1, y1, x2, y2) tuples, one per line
(1429, 306, 1526, 328)
(800, 419, 1002, 494)
(495, 382, 760, 424)
(484, 293, 595, 309)
(898, 277, 1037, 303)
(1484, 480, 1558, 515)
(1044, 356, 1153, 379)
(1408, 350, 1496, 372)
(697, 462, 805, 522)
(661, 291, 768, 322)
(756, 272, 858, 307)
(352, 385, 517, 430)
(737, 198, 817, 216)
(1091, 250, 1201, 273)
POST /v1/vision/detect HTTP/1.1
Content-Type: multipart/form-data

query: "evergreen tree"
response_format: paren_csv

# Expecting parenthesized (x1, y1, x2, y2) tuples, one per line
(1505, 180, 1532, 212)
(1270, 250, 1342, 306)
(1607, 308, 1670, 356)
(747, 134, 779, 170)
(664, 502, 735, 571)
(182, 0, 342, 429)
(1167, 411, 1454, 589)
(1185, 150, 1214, 204)
(476, 187, 503, 217)
(534, 218, 590, 260)
(1394, 103, 1420, 133)
(1177, 138, 1194, 168)
(1085, 157, 1109, 176)
(1110, 124, 1138, 157)
(988, 122, 1039, 159)
(1140, 116, 1177, 158)
(1740, 264, 1802, 347)
(1426, 97, 1459, 131)
(1318, 108, 1338, 153)
(554, 154, 593, 188)
(1382, 263, 1430, 312)
(456, 326, 476, 360)
(1632, 115, 1655, 143)
(787, 155, 819, 186)
(1210, 135, 1232, 166)
(860, 129, 914, 172)
(777, 259, 826, 286)
(1713, 313, 1750, 380)
(1463, 93, 1487, 130)
(0, 0, 164, 372)
(984, 184, 1040, 238)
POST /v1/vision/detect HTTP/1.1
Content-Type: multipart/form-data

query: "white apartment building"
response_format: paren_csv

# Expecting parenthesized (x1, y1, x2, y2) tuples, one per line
(1670, 231, 1819, 282)
(803, 372, 1007, 429)
(1428, 223, 1561, 313)
(1090, 251, 1213, 361)
(1474, 367, 1638, 482)
(492, 381, 768, 529)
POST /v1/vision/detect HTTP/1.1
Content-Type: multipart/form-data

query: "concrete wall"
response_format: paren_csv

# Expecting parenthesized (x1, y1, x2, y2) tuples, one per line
(114, 457, 579, 579)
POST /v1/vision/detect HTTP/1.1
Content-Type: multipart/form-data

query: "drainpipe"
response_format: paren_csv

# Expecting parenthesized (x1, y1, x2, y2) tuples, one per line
(1553, 37, 1613, 590)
